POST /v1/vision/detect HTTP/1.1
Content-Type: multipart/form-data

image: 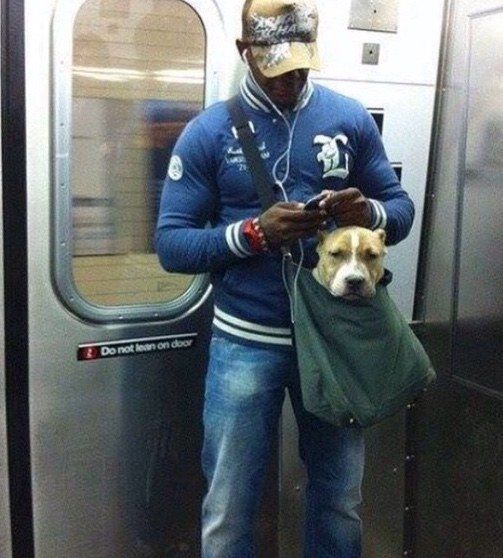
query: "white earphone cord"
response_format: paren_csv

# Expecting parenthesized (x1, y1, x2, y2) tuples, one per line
(244, 64, 305, 323)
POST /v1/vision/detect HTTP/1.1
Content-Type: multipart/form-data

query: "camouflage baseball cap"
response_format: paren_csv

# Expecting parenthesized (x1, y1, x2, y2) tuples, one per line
(241, 0, 321, 78)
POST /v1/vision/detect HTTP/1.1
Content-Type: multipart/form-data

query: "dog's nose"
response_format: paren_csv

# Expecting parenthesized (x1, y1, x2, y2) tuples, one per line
(346, 276, 365, 290)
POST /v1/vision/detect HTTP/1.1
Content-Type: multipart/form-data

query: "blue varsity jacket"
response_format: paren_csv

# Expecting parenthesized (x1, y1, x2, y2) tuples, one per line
(155, 73, 415, 347)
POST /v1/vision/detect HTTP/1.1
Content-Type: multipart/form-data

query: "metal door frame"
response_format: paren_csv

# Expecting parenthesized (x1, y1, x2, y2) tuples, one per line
(1, 0, 34, 556)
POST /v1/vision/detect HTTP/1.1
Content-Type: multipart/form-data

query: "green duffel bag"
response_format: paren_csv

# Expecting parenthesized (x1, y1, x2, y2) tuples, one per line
(286, 261, 436, 428)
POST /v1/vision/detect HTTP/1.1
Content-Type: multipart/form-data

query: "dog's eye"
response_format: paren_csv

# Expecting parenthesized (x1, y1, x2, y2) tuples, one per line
(366, 251, 379, 260)
(329, 250, 342, 258)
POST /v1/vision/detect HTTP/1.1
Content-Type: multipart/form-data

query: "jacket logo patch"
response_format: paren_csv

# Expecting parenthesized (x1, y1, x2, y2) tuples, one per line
(314, 134, 350, 179)
(225, 142, 270, 171)
(168, 155, 184, 181)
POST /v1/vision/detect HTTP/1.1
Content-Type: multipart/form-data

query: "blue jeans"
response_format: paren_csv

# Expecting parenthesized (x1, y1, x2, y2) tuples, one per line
(201, 334, 365, 558)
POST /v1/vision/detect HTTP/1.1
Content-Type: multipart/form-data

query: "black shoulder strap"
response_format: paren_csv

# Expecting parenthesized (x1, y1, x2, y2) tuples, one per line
(227, 95, 276, 211)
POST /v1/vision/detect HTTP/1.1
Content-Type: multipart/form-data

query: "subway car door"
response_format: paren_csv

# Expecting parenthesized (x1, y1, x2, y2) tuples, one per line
(22, 1, 248, 556)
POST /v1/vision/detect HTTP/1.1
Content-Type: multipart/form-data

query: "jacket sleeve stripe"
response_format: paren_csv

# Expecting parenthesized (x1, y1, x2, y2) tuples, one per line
(225, 221, 252, 258)
(369, 198, 388, 230)
(233, 220, 253, 256)
(376, 200, 388, 229)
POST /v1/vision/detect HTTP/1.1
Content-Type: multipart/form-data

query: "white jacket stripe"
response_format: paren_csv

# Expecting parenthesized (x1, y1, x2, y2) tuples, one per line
(213, 317, 292, 346)
(215, 306, 291, 335)
(241, 79, 271, 113)
(232, 221, 252, 256)
(225, 222, 251, 258)
(369, 199, 387, 230)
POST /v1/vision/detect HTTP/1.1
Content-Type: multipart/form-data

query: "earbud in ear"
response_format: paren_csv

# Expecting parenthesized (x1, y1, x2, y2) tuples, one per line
(241, 48, 248, 63)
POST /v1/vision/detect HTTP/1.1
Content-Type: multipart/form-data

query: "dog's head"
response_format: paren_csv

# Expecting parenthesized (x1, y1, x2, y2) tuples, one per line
(314, 227, 387, 299)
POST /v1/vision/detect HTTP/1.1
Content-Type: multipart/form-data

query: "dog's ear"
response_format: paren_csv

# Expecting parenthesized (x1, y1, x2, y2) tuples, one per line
(374, 228, 386, 245)
(317, 230, 328, 246)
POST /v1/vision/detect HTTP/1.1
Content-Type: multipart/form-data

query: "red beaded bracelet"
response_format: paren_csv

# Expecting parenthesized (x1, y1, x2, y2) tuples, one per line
(242, 217, 269, 253)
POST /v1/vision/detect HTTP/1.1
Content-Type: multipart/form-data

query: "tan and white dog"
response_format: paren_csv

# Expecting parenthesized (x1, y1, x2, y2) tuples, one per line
(313, 227, 387, 299)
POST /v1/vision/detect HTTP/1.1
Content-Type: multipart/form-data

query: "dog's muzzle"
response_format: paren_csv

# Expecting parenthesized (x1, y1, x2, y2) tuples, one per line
(342, 275, 374, 299)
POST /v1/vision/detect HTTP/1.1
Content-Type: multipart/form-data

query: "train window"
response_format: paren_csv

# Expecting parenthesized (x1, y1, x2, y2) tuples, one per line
(53, 0, 217, 320)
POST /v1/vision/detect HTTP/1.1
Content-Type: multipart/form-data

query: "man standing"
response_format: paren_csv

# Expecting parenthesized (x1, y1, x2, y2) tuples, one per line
(156, 0, 415, 556)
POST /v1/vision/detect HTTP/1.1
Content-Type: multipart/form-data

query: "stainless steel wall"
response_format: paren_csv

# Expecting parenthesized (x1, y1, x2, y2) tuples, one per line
(416, 0, 503, 555)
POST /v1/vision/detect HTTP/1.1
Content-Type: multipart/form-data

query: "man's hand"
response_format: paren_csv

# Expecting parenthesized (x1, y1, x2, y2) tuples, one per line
(318, 188, 372, 228)
(259, 202, 326, 249)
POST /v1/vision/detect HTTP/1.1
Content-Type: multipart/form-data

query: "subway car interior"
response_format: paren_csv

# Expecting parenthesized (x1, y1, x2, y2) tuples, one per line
(1, 0, 503, 556)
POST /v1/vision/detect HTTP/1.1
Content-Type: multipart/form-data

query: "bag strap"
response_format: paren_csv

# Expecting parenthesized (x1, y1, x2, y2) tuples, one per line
(227, 95, 276, 211)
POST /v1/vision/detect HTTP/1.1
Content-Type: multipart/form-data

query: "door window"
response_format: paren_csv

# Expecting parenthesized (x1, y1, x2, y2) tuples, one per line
(55, 0, 207, 316)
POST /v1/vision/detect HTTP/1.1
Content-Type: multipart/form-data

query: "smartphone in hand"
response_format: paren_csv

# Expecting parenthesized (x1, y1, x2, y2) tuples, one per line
(303, 192, 329, 211)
